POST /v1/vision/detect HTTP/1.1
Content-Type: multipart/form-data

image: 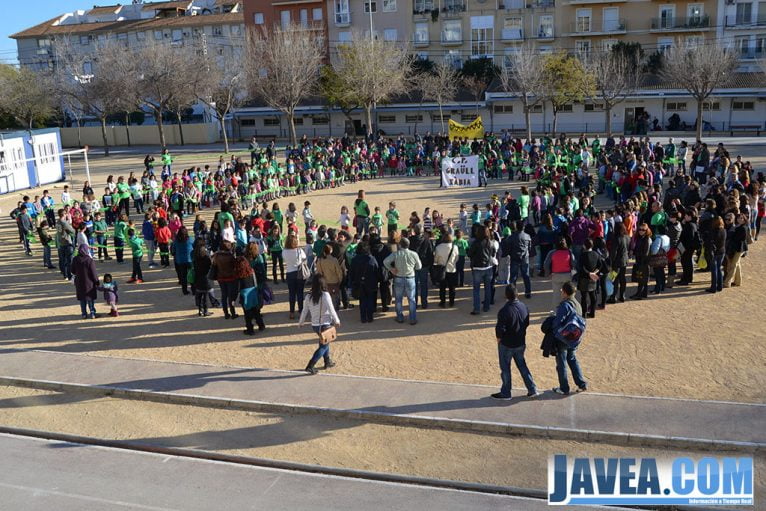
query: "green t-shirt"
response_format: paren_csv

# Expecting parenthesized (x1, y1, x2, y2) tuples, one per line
(218, 211, 234, 231)
(116, 182, 130, 201)
(651, 211, 667, 227)
(372, 213, 383, 229)
(518, 195, 530, 219)
(114, 220, 127, 240)
(386, 209, 399, 226)
(128, 236, 144, 258)
(354, 200, 369, 218)
(93, 219, 107, 235)
(454, 238, 469, 257)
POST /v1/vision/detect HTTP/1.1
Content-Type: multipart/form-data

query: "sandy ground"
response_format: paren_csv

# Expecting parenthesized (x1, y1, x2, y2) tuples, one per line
(0, 147, 764, 404)
(1, 385, 763, 500)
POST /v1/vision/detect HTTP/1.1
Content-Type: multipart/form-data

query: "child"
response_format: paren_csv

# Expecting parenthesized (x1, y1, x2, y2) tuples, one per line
(371, 206, 384, 233)
(422, 207, 432, 232)
(302, 201, 314, 232)
(222, 219, 235, 243)
(338, 206, 351, 232)
(99, 274, 120, 317)
(37, 220, 55, 269)
(61, 185, 71, 206)
(155, 217, 172, 267)
(386, 202, 399, 237)
(75, 223, 89, 252)
(454, 229, 469, 287)
(142, 213, 156, 267)
(114, 213, 128, 263)
(127, 228, 144, 283)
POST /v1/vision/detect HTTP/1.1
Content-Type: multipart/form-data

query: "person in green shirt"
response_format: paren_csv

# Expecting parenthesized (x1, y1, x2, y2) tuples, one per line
(371, 206, 384, 233)
(93, 212, 110, 261)
(113, 214, 128, 263)
(518, 186, 530, 222)
(353, 190, 370, 236)
(386, 202, 399, 237)
(218, 207, 234, 232)
(115, 177, 131, 217)
(454, 229, 469, 287)
(127, 228, 144, 283)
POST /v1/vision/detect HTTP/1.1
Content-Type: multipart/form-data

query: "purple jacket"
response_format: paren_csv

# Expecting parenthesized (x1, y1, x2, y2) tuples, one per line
(569, 216, 592, 246)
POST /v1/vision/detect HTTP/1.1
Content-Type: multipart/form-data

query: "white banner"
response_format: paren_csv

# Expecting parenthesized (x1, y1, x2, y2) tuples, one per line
(441, 155, 479, 188)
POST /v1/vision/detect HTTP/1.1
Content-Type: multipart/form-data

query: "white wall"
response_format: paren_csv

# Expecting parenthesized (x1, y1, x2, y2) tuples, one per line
(0, 137, 31, 194)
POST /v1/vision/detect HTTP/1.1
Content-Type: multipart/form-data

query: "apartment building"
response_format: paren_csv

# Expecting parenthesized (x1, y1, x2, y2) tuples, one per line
(720, 0, 766, 69)
(243, 0, 327, 33)
(11, 0, 245, 71)
(325, 0, 412, 57)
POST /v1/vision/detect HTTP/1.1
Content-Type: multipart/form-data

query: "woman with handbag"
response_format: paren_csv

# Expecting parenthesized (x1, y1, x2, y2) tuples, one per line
(630, 223, 652, 300)
(299, 276, 340, 375)
(235, 255, 266, 335)
(283, 234, 308, 319)
(315, 244, 344, 311)
(433, 231, 459, 308)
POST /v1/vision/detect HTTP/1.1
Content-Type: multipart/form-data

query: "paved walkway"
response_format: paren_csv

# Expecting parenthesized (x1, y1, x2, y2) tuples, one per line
(0, 350, 763, 451)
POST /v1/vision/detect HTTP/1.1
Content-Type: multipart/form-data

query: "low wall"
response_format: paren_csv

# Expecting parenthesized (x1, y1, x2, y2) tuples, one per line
(60, 123, 220, 148)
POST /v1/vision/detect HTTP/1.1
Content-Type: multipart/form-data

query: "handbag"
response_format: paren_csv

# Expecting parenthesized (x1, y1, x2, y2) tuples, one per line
(430, 244, 454, 286)
(260, 284, 274, 305)
(187, 266, 196, 285)
(318, 299, 337, 345)
(298, 251, 311, 281)
(648, 249, 668, 268)
(207, 262, 218, 281)
(631, 263, 644, 283)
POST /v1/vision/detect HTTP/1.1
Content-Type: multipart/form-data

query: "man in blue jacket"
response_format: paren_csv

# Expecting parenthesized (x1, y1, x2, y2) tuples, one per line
(552, 281, 588, 395)
(492, 285, 540, 400)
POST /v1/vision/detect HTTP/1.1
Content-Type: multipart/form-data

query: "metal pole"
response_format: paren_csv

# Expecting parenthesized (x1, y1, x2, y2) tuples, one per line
(83, 148, 91, 184)
(369, 3, 376, 139)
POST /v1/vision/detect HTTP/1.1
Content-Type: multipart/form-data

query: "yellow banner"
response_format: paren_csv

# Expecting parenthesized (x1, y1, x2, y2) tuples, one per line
(448, 116, 484, 140)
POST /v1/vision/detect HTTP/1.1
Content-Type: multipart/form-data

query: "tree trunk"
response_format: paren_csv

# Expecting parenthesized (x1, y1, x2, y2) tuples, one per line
(287, 111, 297, 145)
(76, 119, 82, 148)
(552, 106, 559, 135)
(524, 103, 532, 142)
(156, 111, 167, 149)
(364, 104, 373, 137)
(100, 117, 110, 157)
(438, 102, 445, 135)
(605, 105, 612, 138)
(175, 113, 185, 146)
(124, 112, 132, 147)
(219, 114, 229, 154)
(695, 98, 703, 140)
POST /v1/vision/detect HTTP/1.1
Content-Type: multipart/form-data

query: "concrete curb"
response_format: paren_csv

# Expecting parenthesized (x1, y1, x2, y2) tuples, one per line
(2, 376, 763, 454)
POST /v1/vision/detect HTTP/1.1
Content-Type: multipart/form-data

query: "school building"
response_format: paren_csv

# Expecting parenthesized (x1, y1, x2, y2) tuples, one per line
(0, 129, 65, 195)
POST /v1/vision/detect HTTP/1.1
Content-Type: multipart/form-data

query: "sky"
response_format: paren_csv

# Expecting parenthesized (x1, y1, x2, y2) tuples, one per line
(0, 0, 76, 65)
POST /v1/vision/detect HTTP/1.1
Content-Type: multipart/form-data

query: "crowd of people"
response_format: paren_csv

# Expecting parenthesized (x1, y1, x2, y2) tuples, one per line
(10, 132, 764, 386)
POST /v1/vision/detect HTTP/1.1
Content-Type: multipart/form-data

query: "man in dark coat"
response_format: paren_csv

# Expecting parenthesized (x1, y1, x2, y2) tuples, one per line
(71, 245, 99, 319)
(349, 242, 380, 323)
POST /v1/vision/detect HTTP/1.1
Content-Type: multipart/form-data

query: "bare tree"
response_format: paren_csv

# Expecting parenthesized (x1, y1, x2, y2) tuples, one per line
(245, 23, 325, 145)
(419, 62, 458, 134)
(542, 52, 594, 134)
(196, 46, 246, 153)
(0, 65, 54, 131)
(499, 44, 547, 141)
(661, 40, 738, 139)
(584, 50, 640, 137)
(331, 31, 411, 136)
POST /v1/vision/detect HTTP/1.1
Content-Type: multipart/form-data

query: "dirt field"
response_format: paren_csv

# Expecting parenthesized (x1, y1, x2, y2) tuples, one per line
(1, 146, 764, 404)
(2, 385, 763, 498)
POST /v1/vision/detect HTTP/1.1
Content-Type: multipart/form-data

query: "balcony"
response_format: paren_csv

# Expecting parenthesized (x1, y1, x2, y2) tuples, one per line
(413, 34, 430, 46)
(738, 48, 765, 60)
(569, 18, 626, 35)
(441, 33, 464, 45)
(498, 0, 524, 9)
(650, 15, 710, 32)
(441, 2, 466, 17)
(530, 0, 554, 8)
(501, 28, 524, 40)
(725, 15, 766, 28)
(334, 11, 350, 26)
(534, 28, 554, 39)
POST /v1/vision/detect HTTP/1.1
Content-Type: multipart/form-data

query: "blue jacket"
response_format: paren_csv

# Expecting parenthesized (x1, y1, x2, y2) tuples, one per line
(552, 297, 583, 343)
(495, 299, 529, 348)
(172, 239, 193, 264)
(142, 220, 155, 241)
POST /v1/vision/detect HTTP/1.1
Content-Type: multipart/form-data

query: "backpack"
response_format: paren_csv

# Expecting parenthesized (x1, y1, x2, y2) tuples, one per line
(556, 302, 587, 348)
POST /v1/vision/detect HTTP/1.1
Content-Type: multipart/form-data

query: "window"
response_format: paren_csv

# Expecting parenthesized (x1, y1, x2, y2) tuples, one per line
(154, 30, 163, 40)
(530, 104, 543, 113)
(294, 118, 304, 125)
(414, 0, 434, 11)
(364, 1, 377, 13)
(405, 114, 423, 123)
(687, 4, 703, 24)
(312, 116, 329, 125)
(657, 37, 673, 53)
(300, 9, 309, 27)
(384, 29, 397, 41)
(240, 119, 256, 126)
(584, 103, 604, 111)
(702, 101, 720, 111)
(136, 31, 146, 41)
(83, 61, 93, 75)
(281, 10, 291, 29)
(37, 38, 51, 48)
(503, 46, 520, 67)
(213, 26, 223, 36)
(117, 32, 128, 47)
(558, 104, 573, 112)
(432, 113, 451, 122)
(338, 31, 352, 42)
(493, 105, 513, 114)
(442, 20, 462, 43)
(733, 100, 755, 110)
(172, 29, 183, 43)
(231, 24, 241, 36)
(460, 114, 476, 122)
(538, 15, 553, 38)
(736, 3, 752, 25)
(666, 102, 687, 111)
(659, 6, 675, 29)
(575, 40, 591, 59)
(414, 23, 429, 44)
(756, 34, 766, 57)
(383, 0, 397, 11)
(379, 115, 396, 123)
(503, 17, 523, 40)
(685, 35, 702, 48)
(80, 35, 91, 45)
(602, 7, 620, 32)
(576, 9, 592, 32)
(735, 36, 751, 57)
(335, 0, 350, 25)
(602, 39, 618, 51)
(470, 16, 494, 57)
(312, 8, 323, 21)
(264, 118, 281, 126)
(445, 50, 461, 69)
(254, 12, 264, 24)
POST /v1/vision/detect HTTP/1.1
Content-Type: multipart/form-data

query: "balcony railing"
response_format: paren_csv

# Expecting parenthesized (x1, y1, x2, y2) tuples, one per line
(334, 11, 350, 26)
(650, 15, 710, 30)
(441, 1, 466, 16)
(570, 18, 626, 33)
(441, 33, 463, 44)
(725, 14, 766, 27)
(413, 1, 435, 12)
(531, 0, 554, 8)
(501, 28, 524, 40)
(534, 28, 554, 39)
(413, 34, 430, 46)
(498, 0, 524, 8)
(738, 48, 765, 60)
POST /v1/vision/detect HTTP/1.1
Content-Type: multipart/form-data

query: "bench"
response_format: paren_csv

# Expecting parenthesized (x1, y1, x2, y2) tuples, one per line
(729, 125, 762, 136)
